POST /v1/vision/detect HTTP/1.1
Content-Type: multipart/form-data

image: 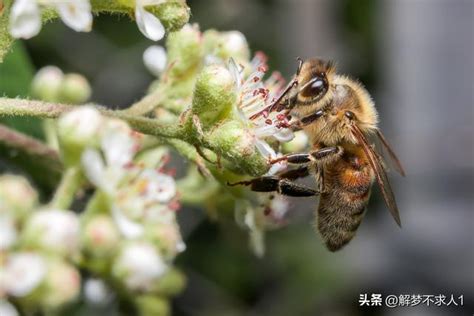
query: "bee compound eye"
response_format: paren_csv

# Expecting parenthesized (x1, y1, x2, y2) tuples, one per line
(345, 111, 355, 120)
(301, 75, 328, 98)
(309, 79, 325, 94)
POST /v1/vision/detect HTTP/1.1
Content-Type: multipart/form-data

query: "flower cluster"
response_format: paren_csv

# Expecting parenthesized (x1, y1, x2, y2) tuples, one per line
(0, 176, 82, 313)
(0, 107, 185, 314)
(9, 0, 190, 41)
(138, 25, 304, 256)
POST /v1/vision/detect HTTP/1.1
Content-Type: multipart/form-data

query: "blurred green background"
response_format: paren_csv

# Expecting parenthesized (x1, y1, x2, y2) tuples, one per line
(1, 0, 473, 315)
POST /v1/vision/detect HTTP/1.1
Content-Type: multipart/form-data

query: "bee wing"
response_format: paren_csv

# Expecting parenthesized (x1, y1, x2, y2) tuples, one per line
(351, 125, 402, 227)
(375, 129, 406, 177)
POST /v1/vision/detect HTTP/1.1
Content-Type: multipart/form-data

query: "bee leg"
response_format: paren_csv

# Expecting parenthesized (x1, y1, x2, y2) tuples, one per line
(228, 176, 317, 197)
(278, 166, 310, 180)
(270, 147, 341, 165)
(292, 110, 324, 130)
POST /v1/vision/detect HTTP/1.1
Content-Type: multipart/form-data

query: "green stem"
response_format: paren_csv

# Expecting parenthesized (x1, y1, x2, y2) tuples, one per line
(49, 166, 82, 209)
(0, 0, 14, 62)
(0, 98, 185, 139)
(0, 97, 270, 176)
(124, 88, 164, 116)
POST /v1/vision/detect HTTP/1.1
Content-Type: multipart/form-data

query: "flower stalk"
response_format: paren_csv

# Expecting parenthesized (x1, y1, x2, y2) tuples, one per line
(48, 167, 82, 209)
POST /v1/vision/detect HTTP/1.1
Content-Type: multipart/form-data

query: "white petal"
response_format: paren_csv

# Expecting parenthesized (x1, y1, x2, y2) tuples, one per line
(0, 215, 17, 250)
(254, 124, 279, 138)
(115, 242, 168, 291)
(140, 170, 176, 203)
(254, 139, 276, 158)
(176, 240, 186, 253)
(0, 300, 19, 316)
(273, 128, 295, 142)
(143, 45, 167, 76)
(9, 0, 41, 39)
(228, 58, 242, 89)
(268, 195, 289, 220)
(266, 160, 287, 176)
(135, 5, 165, 41)
(84, 278, 113, 306)
(56, 0, 93, 32)
(111, 205, 144, 239)
(81, 149, 108, 190)
(27, 209, 80, 256)
(101, 121, 135, 168)
(223, 31, 248, 54)
(4, 253, 46, 297)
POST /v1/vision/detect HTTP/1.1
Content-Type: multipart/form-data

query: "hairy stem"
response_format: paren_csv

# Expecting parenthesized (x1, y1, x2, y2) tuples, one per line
(124, 88, 164, 116)
(0, 98, 185, 139)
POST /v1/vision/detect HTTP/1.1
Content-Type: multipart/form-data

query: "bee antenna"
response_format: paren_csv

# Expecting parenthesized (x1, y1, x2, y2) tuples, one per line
(296, 57, 304, 75)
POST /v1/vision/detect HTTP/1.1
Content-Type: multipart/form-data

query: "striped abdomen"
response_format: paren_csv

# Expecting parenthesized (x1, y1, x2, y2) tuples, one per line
(316, 148, 374, 251)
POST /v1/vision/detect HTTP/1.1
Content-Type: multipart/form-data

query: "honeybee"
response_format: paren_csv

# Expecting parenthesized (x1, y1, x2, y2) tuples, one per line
(231, 58, 405, 251)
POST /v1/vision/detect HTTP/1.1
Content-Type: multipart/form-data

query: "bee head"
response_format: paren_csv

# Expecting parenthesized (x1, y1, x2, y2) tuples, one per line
(295, 58, 336, 108)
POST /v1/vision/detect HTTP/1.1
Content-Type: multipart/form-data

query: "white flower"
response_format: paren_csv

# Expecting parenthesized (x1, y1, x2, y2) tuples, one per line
(24, 209, 80, 257)
(143, 45, 167, 76)
(113, 242, 168, 292)
(9, 0, 41, 39)
(0, 300, 19, 316)
(81, 119, 179, 240)
(0, 214, 17, 251)
(41, 260, 81, 308)
(235, 194, 290, 257)
(82, 215, 121, 256)
(1, 252, 47, 297)
(0, 175, 38, 217)
(222, 31, 249, 57)
(58, 106, 104, 147)
(9, 0, 92, 39)
(84, 278, 113, 306)
(228, 54, 294, 174)
(135, 0, 166, 41)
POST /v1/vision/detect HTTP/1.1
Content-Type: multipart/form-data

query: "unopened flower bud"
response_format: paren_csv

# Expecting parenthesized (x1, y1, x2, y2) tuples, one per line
(112, 242, 168, 292)
(150, 1, 190, 32)
(0, 175, 38, 219)
(191, 64, 236, 127)
(166, 24, 203, 77)
(81, 215, 120, 257)
(21, 209, 80, 258)
(151, 268, 186, 296)
(59, 73, 92, 104)
(219, 31, 250, 63)
(134, 295, 169, 316)
(145, 222, 185, 259)
(0, 214, 17, 251)
(144, 46, 167, 77)
(1, 252, 47, 297)
(84, 278, 113, 306)
(209, 120, 268, 176)
(57, 107, 104, 165)
(31, 66, 64, 102)
(41, 260, 81, 309)
(282, 131, 309, 153)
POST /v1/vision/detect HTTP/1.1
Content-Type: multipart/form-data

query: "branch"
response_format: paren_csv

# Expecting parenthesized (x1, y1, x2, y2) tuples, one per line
(0, 123, 62, 189)
(0, 98, 185, 139)
(0, 97, 270, 177)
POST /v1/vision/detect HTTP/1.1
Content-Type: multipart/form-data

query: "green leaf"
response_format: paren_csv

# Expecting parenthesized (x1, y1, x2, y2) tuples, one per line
(0, 41, 44, 138)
